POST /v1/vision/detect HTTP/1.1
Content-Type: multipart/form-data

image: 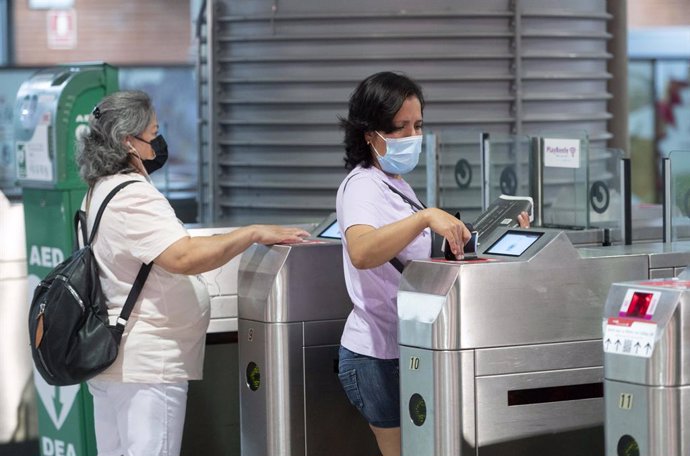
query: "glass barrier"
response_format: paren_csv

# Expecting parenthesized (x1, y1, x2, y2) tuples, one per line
(668, 149, 690, 241)
(483, 133, 531, 207)
(538, 130, 590, 229)
(588, 147, 625, 235)
(434, 130, 483, 221)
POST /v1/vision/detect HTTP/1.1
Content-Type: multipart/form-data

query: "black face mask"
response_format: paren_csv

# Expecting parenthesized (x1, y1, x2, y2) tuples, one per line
(135, 135, 168, 174)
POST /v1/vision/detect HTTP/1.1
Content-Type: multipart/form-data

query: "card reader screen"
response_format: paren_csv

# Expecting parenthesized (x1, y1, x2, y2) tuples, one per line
(485, 230, 543, 257)
(317, 220, 342, 239)
(626, 292, 653, 318)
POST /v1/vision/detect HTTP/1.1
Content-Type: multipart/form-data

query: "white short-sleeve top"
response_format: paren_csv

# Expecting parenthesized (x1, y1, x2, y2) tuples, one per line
(85, 173, 210, 383)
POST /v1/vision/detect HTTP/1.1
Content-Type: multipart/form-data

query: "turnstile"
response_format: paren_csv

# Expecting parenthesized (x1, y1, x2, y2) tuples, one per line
(237, 241, 378, 456)
(603, 275, 690, 456)
(398, 228, 649, 456)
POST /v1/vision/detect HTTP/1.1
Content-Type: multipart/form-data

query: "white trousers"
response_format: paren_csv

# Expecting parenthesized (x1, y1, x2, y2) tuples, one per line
(87, 380, 189, 456)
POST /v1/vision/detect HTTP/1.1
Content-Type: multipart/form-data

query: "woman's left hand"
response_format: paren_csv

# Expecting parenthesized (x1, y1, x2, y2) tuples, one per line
(517, 211, 530, 228)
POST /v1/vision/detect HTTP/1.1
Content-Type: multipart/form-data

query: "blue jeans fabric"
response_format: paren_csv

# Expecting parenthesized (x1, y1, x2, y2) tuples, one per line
(337, 345, 400, 428)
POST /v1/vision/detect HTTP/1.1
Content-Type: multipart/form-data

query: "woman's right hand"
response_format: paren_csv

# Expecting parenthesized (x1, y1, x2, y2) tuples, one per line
(420, 208, 472, 257)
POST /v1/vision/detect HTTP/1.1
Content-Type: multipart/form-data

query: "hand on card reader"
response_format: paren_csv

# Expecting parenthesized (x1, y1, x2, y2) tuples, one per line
(441, 213, 478, 261)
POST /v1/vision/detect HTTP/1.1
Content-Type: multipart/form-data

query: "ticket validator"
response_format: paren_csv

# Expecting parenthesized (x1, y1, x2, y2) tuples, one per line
(237, 223, 378, 455)
(603, 275, 690, 456)
(398, 228, 648, 456)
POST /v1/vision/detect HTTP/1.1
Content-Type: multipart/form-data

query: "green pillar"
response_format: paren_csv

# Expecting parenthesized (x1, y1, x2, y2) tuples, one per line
(17, 63, 118, 456)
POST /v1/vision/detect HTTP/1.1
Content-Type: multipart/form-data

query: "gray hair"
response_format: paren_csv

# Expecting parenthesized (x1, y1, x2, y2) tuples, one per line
(76, 90, 155, 186)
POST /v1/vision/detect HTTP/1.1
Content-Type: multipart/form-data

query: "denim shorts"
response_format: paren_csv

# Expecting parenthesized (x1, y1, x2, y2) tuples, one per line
(337, 345, 400, 428)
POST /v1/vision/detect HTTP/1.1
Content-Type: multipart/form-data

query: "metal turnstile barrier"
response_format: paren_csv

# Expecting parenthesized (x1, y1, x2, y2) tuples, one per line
(237, 241, 378, 456)
(398, 228, 650, 456)
(603, 275, 690, 456)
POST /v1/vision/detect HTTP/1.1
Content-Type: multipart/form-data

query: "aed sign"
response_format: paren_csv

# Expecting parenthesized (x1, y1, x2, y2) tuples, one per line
(47, 9, 77, 50)
(29, 245, 64, 268)
(42, 437, 77, 456)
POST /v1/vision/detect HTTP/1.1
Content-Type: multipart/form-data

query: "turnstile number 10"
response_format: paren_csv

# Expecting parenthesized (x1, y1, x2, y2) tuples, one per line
(409, 357, 420, 370)
(619, 393, 633, 410)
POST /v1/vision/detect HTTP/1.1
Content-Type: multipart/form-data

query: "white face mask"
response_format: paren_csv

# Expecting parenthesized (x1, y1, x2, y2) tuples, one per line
(372, 131, 423, 175)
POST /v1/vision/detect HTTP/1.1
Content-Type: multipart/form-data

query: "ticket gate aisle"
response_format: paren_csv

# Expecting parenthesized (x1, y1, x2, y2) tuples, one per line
(237, 240, 378, 456)
(603, 275, 690, 456)
(579, 241, 690, 279)
(398, 228, 649, 456)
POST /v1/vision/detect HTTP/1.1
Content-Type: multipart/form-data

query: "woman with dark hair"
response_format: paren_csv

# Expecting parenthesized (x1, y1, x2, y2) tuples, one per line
(334, 72, 472, 456)
(76, 90, 309, 456)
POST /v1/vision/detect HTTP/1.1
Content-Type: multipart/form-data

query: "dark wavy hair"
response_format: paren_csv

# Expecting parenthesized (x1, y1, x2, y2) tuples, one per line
(339, 72, 424, 170)
(76, 90, 155, 187)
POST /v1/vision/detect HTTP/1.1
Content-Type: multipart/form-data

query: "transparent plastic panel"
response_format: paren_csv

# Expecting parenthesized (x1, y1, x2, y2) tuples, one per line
(588, 147, 625, 233)
(539, 131, 590, 229)
(435, 129, 484, 221)
(669, 150, 690, 241)
(484, 133, 532, 204)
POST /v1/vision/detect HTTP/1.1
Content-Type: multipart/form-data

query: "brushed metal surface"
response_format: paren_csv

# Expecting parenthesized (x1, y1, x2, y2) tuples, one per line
(650, 267, 674, 278)
(303, 320, 345, 347)
(604, 282, 690, 386)
(475, 367, 603, 445)
(400, 347, 476, 456)
(579, 240, 690, 269)
(304, 345, 378, 455)
(399, 230, 649, 350)
(605, 380, 690, 456)
(238, 242, 352, 323)
(239, 320, 304, 456)
(238, 240, 377, 455)
(475, 340, 603, 376)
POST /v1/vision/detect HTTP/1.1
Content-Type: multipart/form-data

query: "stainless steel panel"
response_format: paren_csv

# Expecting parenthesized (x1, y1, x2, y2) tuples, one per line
(605, 380, 690, 456)
(399, 230, 648, 350)
(650, 267, 674, 279)
(604, 283, 690, 386)
(303, 320, 345, 347)
(239, 320, 304, 456)
(303, 345, 378, 455)
(475, 340, 602, 376)
(580, 240, 690, 269)
(475, 367, 603, 445)
(400, 347, 476, 456)
(239, 242, 352, 323)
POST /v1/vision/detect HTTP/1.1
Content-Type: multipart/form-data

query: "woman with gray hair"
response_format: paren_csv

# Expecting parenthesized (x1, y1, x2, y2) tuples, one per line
(76, 90, 309, 456)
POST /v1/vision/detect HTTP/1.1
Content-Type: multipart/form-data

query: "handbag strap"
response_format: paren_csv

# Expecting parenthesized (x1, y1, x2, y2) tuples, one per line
(343, 172, 422, 273)
(86, 180, 140, 245)
(382, 181, 427, 211)
(78, 179, 153, 334)
(114, 261, 153, 335)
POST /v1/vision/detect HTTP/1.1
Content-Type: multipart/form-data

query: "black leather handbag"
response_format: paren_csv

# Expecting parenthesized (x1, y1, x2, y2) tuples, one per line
(28, 180, 152, 386)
